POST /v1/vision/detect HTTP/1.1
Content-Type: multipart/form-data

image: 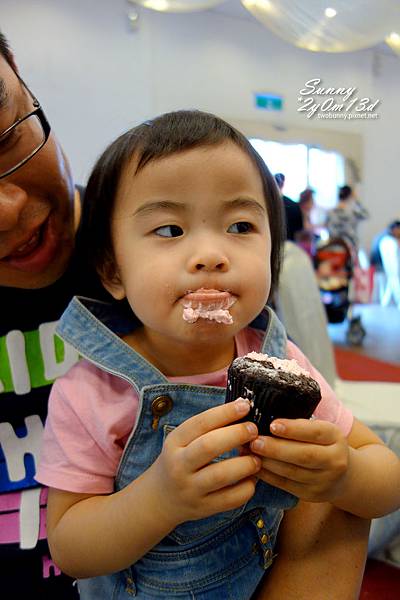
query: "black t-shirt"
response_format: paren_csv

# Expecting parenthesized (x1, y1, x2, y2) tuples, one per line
(0, 188, 109, 597)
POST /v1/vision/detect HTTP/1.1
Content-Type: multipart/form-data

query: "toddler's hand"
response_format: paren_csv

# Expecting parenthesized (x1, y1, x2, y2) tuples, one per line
(250, 419, 349, 503)
(150, 399, 261, 526)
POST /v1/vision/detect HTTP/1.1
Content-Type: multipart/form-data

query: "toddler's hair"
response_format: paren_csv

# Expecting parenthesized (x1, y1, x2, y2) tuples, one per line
(83, 110, 284, 296)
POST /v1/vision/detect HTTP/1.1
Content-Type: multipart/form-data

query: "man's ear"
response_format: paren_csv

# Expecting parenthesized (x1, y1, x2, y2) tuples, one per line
(98, 260, 126, 301)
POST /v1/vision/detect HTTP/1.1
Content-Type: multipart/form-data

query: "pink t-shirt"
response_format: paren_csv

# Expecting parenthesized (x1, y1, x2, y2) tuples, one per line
(36, 328, 353, 494)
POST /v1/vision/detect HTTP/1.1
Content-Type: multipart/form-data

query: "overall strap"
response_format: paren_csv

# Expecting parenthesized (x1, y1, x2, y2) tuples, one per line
(57, 297, 168, 390)
(260, 306, 287, 359)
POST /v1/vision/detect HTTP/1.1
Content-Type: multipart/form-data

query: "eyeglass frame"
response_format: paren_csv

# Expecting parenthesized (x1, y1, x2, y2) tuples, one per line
(0, 71, 51, 180)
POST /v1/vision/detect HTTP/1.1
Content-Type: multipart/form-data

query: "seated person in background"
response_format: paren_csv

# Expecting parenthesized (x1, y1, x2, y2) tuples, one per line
(370, 220, 400, 272)
(326, 185, 369, 252)
(370, 220, 400, 308)
(274, 172, 303, 241)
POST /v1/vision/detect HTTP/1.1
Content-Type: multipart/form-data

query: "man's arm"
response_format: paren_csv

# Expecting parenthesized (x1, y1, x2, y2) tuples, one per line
(254, 501, 370, 600)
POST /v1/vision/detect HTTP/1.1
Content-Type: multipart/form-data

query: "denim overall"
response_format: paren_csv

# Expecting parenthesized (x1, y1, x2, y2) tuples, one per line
(57, 297, 298, 599)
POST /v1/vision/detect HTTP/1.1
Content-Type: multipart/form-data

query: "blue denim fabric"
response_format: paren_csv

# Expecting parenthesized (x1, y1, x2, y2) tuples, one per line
(58, 298, 298, 599)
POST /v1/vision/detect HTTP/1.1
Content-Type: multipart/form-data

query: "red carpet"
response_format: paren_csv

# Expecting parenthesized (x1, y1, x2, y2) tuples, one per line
(334, 347, 400, 598)
(334, 347, 400, 382)
(360, 559, 400, 599)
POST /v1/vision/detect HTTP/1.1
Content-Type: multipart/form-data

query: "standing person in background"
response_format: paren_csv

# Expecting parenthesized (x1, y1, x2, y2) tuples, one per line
(296, 188, 317, 257)
(274, 173, 303, 241)
(298, 188, 315, 232)
(326, 184, 369, 251)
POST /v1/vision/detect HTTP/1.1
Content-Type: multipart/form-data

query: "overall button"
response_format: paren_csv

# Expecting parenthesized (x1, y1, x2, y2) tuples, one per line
(263, 548, 274, 569)
(261, 533, 269, 545)
(125, 572, 136, 595)
(256, 518, 265, 529)
(151, 395, 174, 430)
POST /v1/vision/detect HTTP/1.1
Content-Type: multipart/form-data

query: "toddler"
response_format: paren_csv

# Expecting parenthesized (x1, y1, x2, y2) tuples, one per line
(36, 111, 400, 599)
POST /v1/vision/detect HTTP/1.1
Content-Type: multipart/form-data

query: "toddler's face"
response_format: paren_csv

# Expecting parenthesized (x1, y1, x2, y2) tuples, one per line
(104, 141, 271, 352)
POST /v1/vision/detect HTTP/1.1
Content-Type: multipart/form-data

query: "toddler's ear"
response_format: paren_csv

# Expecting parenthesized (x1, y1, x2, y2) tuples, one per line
(98, 261, 126, 301)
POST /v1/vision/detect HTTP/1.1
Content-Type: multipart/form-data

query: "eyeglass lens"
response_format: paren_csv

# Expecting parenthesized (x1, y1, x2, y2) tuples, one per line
(0, 114, 46, 177)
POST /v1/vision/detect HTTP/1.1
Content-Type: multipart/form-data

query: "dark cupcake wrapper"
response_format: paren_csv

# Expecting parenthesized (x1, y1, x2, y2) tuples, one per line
(225, 367, 321, 436)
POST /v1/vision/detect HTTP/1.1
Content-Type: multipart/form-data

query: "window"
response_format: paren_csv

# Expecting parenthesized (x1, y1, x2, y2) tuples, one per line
(308, 148, 345, 209)
(249, 138, 345, 215)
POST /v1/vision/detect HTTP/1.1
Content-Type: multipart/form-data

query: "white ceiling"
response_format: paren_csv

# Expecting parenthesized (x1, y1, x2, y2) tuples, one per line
(210, 0, 396, 56)
(210, 0, 255, 21)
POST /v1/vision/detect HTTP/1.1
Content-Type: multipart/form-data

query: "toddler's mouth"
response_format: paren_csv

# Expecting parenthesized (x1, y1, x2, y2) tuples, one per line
(181, 288, 236, 324)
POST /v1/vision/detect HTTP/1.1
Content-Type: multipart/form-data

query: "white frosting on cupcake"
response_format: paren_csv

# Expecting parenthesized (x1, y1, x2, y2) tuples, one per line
(245, 352, 311, 378)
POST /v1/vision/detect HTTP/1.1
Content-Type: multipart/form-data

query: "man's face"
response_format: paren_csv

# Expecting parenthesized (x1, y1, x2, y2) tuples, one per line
(0, 56, 75, 288)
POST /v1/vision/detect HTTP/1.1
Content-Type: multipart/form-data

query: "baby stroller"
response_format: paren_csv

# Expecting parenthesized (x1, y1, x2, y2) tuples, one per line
(314, 238, 366, 345)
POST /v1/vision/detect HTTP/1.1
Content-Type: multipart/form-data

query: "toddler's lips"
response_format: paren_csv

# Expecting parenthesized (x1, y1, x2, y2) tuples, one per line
(181, 289, 237, 325)
(182, 289, 236, 310)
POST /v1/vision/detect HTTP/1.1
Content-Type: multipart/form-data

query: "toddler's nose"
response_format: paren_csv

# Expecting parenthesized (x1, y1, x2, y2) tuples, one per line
(189, 249, 230, 273)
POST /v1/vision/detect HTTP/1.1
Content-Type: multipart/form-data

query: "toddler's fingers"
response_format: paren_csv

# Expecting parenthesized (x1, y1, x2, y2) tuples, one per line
(184, 421, 258, 470)
(251, 436, 322, 469)
(172, 398, 251, 447)
(195, 455, 261, 493)
(259, 458, 317, 483)
(205, 477, 258, 514)
(269, 418, 340, 445)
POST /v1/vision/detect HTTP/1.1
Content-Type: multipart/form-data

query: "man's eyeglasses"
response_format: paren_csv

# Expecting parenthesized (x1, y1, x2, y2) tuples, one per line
(0, 72, 50, 179)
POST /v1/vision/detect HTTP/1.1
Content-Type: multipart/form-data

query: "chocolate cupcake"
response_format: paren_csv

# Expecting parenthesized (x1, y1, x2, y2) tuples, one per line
(225, 352, 321, 435)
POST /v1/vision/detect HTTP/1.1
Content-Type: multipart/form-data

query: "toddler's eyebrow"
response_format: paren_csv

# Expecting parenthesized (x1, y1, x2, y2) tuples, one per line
(131, 198, 266, 218)
(132, 200, 186, 218)
(223, 198, 266, 216)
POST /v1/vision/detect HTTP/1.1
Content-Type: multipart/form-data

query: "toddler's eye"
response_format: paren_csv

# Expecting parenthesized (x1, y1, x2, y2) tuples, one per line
(154, 225, 183, 238)
(228, 222, 253, 234)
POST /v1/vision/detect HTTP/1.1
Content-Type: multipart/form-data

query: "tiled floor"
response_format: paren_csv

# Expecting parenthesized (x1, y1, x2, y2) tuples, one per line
(328, 303, 400, 365)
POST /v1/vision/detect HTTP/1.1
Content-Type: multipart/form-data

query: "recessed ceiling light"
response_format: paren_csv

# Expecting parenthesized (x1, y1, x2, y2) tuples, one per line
(389, 32, 400, 42)
(325, 7, 337, 18)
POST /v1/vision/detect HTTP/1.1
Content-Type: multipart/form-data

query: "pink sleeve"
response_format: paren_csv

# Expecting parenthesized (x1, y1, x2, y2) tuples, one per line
(286, 340, 354, 436)
(36, 361, 139, 494)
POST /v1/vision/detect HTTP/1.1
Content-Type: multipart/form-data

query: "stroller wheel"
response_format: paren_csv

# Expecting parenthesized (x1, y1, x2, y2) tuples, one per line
(346, 316, 366, 346)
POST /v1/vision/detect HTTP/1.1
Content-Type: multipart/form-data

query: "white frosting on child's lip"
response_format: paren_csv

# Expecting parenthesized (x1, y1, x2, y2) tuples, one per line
(181, 288, 236, 324)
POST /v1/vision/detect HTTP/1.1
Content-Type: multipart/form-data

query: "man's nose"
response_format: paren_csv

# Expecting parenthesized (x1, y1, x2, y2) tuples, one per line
(0, 182, 29, 231)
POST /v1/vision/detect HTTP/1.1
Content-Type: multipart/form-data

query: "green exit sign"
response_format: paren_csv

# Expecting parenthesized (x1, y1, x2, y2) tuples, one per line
(255, 93, 283, 111)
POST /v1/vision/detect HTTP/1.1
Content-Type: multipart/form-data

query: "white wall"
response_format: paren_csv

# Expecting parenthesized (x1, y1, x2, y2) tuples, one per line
(2, 0, 400, 249)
